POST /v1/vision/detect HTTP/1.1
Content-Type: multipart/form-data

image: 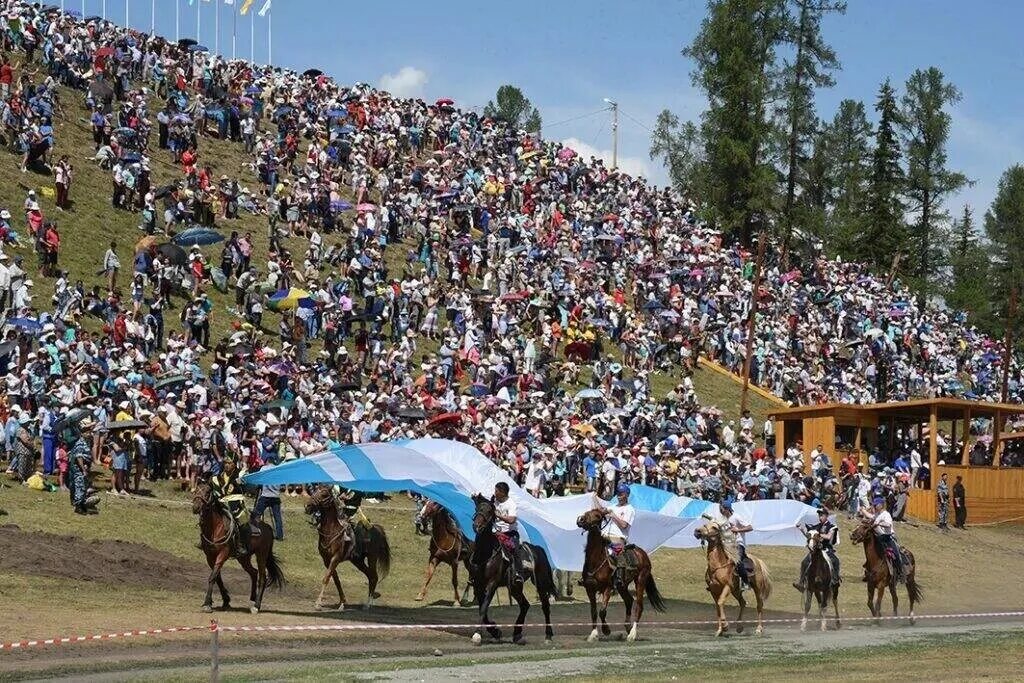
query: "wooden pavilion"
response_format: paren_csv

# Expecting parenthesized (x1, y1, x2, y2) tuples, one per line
(769, 398, 1024, 523)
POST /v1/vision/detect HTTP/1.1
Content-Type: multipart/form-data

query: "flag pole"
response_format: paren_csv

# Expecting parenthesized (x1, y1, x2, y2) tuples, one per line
(197, 0, 201, 43)
(151, 0, 156, 34)
(102, 0, 106, 20)
(267, 6, 271, 65)
(232, 2, 236, 59)
(215, 0, 220, 56)
(249, 9, 254, 63)
(176, 0, 180, 41)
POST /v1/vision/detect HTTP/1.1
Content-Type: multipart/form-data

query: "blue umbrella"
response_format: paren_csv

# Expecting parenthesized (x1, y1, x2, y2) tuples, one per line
(245, 85, 261, 95)
(273, 105, 294, 119)
(330, 200, 353, 212)
(324, 108, 347, 119)
(188, 44, 209, 53)
(6, 317, 42, 334)
(642, 300, 665, 312)
(336, 123, 356, 135)
(172, 227, 225, 247)
(575, 388, 604, 400)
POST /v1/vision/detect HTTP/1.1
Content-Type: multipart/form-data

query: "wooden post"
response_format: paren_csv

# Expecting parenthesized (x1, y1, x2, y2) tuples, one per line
(928, 406, 938, 489)
(961, 406, 971, 466)
(993, 409, 1004, 468)
(884, 251, 902, 288)
(950, 416, 957, 465)
(1003, 287, 1017, 404)
(740, 230, 767, 416)
(210, 620, 220, 683)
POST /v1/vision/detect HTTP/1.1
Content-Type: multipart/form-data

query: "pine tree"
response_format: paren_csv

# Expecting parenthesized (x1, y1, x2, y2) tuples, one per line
(483, 85, 542, 133)
(862, 80, 906, 271)
(778, 0, 845, 256)
(948, 205, 990, 324)
(684, 0, 789, 244)
(649, 110, 705, 198)
(900, 67, 969, 302)
(823, 98, 872, 257)
(985, 165, 1024, 322)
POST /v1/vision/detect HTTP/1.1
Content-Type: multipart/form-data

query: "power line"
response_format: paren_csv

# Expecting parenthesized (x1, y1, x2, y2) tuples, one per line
(539, 108, 607, 132)
(618, 107, 653, 133)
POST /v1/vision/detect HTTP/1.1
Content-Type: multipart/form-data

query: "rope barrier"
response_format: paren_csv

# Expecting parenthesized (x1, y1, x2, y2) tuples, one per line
(4, 610, 1024, 651)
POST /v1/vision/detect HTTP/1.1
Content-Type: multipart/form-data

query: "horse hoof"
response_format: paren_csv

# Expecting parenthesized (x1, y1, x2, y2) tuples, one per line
(820, 623, 827, 632)
(800, 620, 807, 632)
(735, 625, 744, 634)
(626, 632, 637, 643)
(586, 629, 599, 642)
(471, 632, 482, 646)
(544, 637, 553, 644)
(715, 629, 725, 638)
(250, 606, 259, 615)
(414, 595, 425, 602)
(513, 637, 526, 646)
(371, 592, 382, 600)
(201, 605, 212, 613)
(755, 626, 764, 636)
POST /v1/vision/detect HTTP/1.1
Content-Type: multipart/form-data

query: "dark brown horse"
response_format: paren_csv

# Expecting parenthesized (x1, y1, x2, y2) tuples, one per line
(850, 520, 923, 624)
(575, 508, 666, 643)
(470, 494, 557, 644)
(415, 500, 473, 604)
(191, 483, 285, 614)
(800, 530, 840, 631)
(304, 485, 392, 610)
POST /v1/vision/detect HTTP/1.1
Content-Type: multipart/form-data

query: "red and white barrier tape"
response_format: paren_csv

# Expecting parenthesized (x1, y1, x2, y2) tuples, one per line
(4, 610, 1024, 651)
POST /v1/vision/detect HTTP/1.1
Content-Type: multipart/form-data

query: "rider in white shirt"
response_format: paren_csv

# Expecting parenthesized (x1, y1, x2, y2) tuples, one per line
(492, 482, 526, 583)
(715, 498, 754, 588)
(861, 496, 903, 580)
(597, 484, 636, 585)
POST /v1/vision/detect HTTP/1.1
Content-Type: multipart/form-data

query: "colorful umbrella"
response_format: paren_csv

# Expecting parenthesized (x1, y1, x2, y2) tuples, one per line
(267, 288, 314, 311)
(356, 203, 377, 212)
(171, 227, 224, 247)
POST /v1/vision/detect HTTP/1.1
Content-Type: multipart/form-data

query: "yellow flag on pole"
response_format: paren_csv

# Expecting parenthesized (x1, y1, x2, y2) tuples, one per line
(239, 0, 255, 14)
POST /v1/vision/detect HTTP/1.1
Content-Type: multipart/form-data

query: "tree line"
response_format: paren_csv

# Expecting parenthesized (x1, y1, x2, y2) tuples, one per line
(650, 0, 1023, 336)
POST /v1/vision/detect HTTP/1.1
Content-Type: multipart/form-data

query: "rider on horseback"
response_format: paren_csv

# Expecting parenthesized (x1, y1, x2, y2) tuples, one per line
(716, 498, 753, 590)
(210, 459, 256, 557)
(492, 482, 527, 584)
(338, 487, 368, 557)
(793, 506, 841, 591)
(860, 496, 903, 582)
(600, 484, 636, 587)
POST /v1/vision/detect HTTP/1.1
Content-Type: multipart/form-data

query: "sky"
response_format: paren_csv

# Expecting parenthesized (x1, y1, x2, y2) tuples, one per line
(96, 0, 1024, 217)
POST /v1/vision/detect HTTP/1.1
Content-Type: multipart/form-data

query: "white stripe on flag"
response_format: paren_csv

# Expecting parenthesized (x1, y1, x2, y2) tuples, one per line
(258, 0, 271, 17)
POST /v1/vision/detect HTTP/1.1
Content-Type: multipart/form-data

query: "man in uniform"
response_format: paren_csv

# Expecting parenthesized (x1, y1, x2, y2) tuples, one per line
(936, 472, 950, 530)
(952, 475, 967, 528)
(600, 483, 636, 586)
(69, 418, 96, 514)
(491, 481, 528, 583)
(793, 506, 840, 591)
(210, 459, 255, 556)
(716, 498, 754, 589)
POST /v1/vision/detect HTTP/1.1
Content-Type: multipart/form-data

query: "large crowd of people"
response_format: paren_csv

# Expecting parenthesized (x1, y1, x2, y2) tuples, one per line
(0, 1, 1014, 522)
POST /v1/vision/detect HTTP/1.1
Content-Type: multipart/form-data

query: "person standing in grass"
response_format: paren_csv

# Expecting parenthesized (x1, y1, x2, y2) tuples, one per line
(102, 240, 119, 291)
(54, 154, 72, 210)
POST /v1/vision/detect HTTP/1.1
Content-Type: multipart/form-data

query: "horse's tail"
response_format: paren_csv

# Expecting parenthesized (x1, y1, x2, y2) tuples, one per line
(369, 524, 391, 580)
(645, 572, 668, 612)
(529, 544, 558, 599)
(905, 551, 923, 604)
(755, 559, 773, 601)
(265, 550, 286, 590)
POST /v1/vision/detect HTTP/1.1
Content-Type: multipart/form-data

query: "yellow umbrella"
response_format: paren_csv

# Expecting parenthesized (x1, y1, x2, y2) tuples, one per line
(267, 287, 312, 311)
(571, 423, 598, 436)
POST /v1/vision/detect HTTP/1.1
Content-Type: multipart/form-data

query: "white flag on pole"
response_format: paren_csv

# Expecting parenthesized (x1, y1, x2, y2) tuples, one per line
(257, 0, 271, 17)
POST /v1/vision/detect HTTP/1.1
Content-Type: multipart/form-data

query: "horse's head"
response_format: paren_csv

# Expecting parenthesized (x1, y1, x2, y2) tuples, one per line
(806, 529, 822, 553)
(850, 520, 871, 544)
(693, 520, 722, 545)
(471, 494, 494, 535)
(576, 507, 605, 531)
(191, 483, 212, 515)
(305, 484, 334, 516)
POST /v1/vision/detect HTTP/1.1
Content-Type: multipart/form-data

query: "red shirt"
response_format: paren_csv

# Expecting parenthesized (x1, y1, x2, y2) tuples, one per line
(0, 64, 12, 85)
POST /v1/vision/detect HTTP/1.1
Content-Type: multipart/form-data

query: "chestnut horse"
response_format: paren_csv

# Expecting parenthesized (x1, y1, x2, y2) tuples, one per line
(850, 520, 923, 624)
(470, 494, 557, 644)
(192, 483, 285, 613)
(693, 520, 772, 636)
(305, 485, 392, 610)
(415, 500, 473, 604)
(800, 530, 840, 631)
(575, 508, 666, 643)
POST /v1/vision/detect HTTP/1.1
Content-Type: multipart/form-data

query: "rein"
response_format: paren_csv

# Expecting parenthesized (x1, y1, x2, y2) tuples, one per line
(198, 499, 232, 547)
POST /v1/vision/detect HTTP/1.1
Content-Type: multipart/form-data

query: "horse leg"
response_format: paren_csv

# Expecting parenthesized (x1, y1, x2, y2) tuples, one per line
(906, 572, 917, 625)
(202, 552, 224, 612)
(511, 584, 530, 644)
(599, 587, 612, 636)
(585, 586, 600, 642)
(872, 584, 884, 625)
(818, 590, 828, 632)
(865, 582, 877, 621)
(252, 549, 269, 614)
(415, 557, 439, 602)
(451, 559, 462, 605)
(801, 589, 812, 632)
(215, 572, 230, 610)
(617, 582, 633, 639)
(317, 555, 343, 610)
(238, 554, 258, 613)
(754, 587, 765, 636)
(472, 583, 501, 645)
(715, 586, 731, 637)
(626, 576, 643, 643)
(350, 555, 378, 608)
(832, 585, 842, 629)
(889, 581, 899, 618)
(539, 585, 554, 642)
(734, 587, 747, 634)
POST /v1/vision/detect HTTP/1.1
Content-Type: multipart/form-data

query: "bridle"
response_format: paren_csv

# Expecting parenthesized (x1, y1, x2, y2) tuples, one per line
(193, 485, 231, 547)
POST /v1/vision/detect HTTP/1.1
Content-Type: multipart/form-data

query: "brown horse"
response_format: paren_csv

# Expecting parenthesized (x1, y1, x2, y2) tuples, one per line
(191, 483, 285, 614)
(471, 494, 558, 644)
(800, 531, 840, 632)
(304, 486, 392, 610)
(693, 520, 772, 636)
(850, 520, 923, 624)
(415, 500, 473, 604)
(575, 508, 666, 643)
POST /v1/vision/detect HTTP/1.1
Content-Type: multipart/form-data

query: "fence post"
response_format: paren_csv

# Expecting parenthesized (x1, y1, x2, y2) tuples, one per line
(210, 620, 220, 683)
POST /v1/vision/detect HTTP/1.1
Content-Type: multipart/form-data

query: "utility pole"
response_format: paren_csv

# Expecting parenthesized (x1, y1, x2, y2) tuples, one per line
(740, 226, 767, 415)
(1002, 287, 1017, 404)
(604, 98, 618, 170)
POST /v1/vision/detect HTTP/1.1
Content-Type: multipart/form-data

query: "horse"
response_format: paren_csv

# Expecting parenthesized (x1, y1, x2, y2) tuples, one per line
(191, 482, 285, 614)
(470, 494, 557, 645)
(575, 508, 666, 643)
(304, 485, 392, 610)
(693, 520, 772, 636)
(800, 530, 840, 632)
(850, 519, 923, 624)
(415, 500, 473, 604)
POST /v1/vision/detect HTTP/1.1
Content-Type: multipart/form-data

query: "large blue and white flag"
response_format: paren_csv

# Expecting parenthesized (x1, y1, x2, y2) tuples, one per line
(244, 439, 820, 568)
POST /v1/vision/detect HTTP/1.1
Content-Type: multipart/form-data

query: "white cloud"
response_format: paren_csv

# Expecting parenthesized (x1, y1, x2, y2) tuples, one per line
(560, 137, 651, 179)
(379, 66, 428, 98)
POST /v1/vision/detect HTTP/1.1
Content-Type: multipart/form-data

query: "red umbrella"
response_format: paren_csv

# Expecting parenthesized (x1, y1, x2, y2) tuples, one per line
(95, 47, 115, 58)
(427, 412, 461, 429)
(564, 341, 592, 361)
(499, 291, 528, 302)
(602, 213, 619, 223)
(435, 98, 454, 107)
